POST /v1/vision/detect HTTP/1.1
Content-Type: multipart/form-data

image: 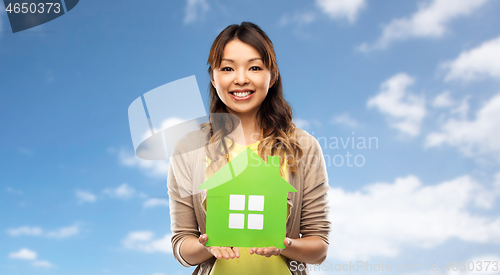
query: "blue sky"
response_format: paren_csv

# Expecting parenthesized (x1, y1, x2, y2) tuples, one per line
(1, 0, 500, 274)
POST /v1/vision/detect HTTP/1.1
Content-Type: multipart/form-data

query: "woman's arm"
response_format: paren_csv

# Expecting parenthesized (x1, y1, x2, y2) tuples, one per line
(249, 236, 327, 265)
(295, 134, 331, 263)
(280, 236, 327, 264)
(168, 136, 242, 265)
(179, 236, 213, 264)
(168, 139, 209, 267)
(180, 234, 241, 265)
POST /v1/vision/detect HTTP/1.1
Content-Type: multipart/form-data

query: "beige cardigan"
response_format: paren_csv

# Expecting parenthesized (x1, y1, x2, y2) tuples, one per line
(167, 127, 331, 275)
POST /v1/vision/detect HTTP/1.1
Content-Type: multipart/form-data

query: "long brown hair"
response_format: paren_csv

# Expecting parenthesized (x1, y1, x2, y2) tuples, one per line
(203, 22, 303, 178)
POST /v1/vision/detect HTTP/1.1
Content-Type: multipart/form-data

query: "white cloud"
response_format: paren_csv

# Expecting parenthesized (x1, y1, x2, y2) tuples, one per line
(45, 69, 55, 83)
(367, 73, 426, 136)
(425, 93, 500, 161)
(45, 224, 80, 239)
(315, 0, 366, 23)
(432, 90, 455, 108)
(7, 224, 80, 239)
(103, 183, 136, 199)
(279, 11, 316, 26)
(18, 147, 34, 155)
(293, 118, 322, 130)
(75, 190, 97, 203)
(183, 0, 209, 24)
(494, 172, 500, 191)
(143, 198, 169, 208)
(32, 260, 54, 268)
(7, 248, 54, 268)
(146, 117, 185, 141)
(358, 0, 490, 51)
(327, 174, 500, 261)
(8, 248, 37, 260)
(6, 187, 24, 195)
(279, 0, 365, 29)
(122, 231, 172, 253)
(330, 113, 359, 128)
(119, 150, 169, 178)
(442, 36, 500, 82)
(450, 254, 500, 275)
(449, 95, 471, 119)
(7, 226, 43, 237)
(293, 118, 310, 129)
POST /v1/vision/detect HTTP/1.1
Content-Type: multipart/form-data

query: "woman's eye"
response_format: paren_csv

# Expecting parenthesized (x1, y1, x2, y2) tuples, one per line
(220, 67, 233, 71)
(250, 66, 262, 71)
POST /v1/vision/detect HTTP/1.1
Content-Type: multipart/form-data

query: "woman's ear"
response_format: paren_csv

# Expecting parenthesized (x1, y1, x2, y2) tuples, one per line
(269, 75, 276, 88)
(211, 73, 216, 88)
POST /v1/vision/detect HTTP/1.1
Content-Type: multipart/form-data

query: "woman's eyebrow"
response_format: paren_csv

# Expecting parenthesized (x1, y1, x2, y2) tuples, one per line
(221, 58, 262, 62)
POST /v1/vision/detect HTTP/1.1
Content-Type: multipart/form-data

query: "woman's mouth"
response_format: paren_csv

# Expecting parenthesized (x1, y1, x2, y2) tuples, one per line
(229, 90, 255, 101)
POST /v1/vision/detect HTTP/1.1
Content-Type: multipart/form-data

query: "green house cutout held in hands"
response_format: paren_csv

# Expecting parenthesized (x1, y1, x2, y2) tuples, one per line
(198, 147, 297, 249)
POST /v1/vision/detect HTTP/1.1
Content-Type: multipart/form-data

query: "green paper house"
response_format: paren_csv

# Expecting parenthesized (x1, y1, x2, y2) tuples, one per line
(198, 147, 297, 249)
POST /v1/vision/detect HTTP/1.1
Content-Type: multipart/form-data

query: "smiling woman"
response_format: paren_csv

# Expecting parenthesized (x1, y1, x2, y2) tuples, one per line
(167, 22, 331, 275)
(211, 39, 273, 117)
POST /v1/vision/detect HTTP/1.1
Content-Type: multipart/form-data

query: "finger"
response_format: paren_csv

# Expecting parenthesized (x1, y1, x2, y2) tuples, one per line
(268, 247, 278, 256)
(284, 237, 292, 248)
(249, 247, 257, 255)
(225, 247, 235, 259)
(254, 247, 280, 257)
(211, 247, 222, 259)
(220, 247, 230, 260)
(233, 247, 240, 258)
(199, 234, 208, 245)
(267, 247, 279, 256)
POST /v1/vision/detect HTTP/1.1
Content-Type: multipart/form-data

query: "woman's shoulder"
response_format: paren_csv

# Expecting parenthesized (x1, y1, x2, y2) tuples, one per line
(171, 125, 210, 155)
(185, 125, 210, 141)
(293, 127, 323, 153)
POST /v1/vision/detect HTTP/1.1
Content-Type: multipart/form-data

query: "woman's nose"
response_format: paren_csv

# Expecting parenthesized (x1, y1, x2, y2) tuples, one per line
(234, 70, 249, 85)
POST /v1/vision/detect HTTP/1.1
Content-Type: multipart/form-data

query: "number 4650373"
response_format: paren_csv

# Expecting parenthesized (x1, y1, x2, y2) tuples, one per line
(5, 3, 61, 14)
(443, 261, 498, 272)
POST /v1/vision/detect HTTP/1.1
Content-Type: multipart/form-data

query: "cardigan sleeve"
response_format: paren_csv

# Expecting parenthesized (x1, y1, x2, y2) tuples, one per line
(167, 138, 201, 267)
(299, 134, 331, 244)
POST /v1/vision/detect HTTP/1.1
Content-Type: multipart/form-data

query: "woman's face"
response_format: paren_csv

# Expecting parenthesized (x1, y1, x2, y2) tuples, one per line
(212, 39, 273, 117)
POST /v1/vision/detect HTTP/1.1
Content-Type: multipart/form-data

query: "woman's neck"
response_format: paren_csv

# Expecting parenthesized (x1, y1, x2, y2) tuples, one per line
(228, 109, 261, 146)
(240, 116, 261, 146)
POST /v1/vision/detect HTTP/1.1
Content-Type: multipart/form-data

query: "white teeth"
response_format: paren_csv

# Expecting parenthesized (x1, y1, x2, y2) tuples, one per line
(233, 91, 252, 97)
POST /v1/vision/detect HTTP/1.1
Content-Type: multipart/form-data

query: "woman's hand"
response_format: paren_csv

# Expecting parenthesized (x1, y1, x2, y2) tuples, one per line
(198, 234, 240, 260)
(249, 237, 292, 257)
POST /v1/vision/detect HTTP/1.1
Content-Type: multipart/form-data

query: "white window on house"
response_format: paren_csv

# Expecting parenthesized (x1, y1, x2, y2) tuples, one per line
(228, 194, 264, 230)
(229, 194, 245, 211)
(228, 213, 245, 229)
(248, 195, 264, 211)
(247, 214, 263, 230)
